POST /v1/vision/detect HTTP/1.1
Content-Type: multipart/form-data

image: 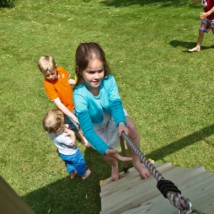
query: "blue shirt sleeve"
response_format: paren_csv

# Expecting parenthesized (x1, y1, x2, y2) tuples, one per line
(105, 75, 127, 126)
(74, 92, 110, 155)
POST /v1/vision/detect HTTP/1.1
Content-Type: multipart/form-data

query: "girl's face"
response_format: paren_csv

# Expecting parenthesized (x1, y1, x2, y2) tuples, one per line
(82, 58, 104, 90)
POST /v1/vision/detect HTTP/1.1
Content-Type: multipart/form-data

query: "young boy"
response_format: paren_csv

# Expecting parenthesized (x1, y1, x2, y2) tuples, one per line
(189, 0, 214, 52)
(38, 55, 90, 146)
(43, 109, 91, 179)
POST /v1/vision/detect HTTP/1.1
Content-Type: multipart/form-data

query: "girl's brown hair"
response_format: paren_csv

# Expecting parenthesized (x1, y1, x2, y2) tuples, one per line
(75, 42, 111, 85)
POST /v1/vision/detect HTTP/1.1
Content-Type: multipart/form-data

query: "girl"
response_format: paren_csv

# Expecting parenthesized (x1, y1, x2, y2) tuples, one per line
(73, 42, 151, 181)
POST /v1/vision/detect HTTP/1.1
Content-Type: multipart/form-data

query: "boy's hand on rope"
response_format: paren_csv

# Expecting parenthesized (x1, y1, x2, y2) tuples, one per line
(105, 149, 133, 162)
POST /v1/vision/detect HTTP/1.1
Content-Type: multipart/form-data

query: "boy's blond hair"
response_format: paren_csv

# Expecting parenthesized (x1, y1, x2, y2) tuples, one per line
(43, 109, 65, 135)
(38, 55, 57, 75)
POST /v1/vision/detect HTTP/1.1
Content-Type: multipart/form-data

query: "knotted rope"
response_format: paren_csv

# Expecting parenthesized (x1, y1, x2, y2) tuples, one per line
(121, 132, 192, 213)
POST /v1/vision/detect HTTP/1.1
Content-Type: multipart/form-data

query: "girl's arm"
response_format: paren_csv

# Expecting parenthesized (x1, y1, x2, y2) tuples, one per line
(77, 110, 131, 161)
(53, 98, 79, 124)
(107, 75, 127, 126)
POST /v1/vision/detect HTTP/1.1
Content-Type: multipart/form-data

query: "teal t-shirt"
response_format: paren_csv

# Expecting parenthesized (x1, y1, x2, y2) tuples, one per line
(74, 74, 126, 155)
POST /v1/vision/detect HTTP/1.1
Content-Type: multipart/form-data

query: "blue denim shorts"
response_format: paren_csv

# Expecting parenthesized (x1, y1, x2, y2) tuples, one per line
(59, 150, 86, 175)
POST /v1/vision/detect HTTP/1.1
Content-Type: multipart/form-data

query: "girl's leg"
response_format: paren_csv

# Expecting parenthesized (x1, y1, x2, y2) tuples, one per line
(189, 31, 204, 52)
(126, 116, 151, 179)
(103, 155, 119, 181)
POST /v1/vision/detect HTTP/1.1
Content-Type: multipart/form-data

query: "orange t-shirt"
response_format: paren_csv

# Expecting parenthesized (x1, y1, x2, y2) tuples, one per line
(44, 67, 75, 111)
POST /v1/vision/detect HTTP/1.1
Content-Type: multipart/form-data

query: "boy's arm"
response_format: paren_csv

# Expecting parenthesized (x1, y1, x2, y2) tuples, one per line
(68, 78, 76, 86)
(200, 6, 214, 19)
(53, 98, 79, 124)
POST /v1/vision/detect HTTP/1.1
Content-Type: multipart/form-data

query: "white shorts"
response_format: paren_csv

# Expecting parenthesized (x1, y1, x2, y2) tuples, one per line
(93, 110, 128, 149)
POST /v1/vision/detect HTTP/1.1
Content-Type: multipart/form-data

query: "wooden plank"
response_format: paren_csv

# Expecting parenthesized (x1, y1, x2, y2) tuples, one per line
(101, 173, 160, 213)
(121, 193, 177, 214)
(180, 173, 214, 212)
(100, 166, 189, 213)
(179, 171, 213, 194)
(100, 163, 173, 197)
(120, 168, 209, 214)
(101, 184, 161, 214)
(157, 166, 204, 183)
(100, 162, 171, 189)
(101, 166, 184, 213)
(191, 192, 214, 214)
(100, 163, 174, 199)
(0, 176, 35, 214)
(121, 171, 214, 214)
(203, 197, 214, 214)
(100, 166, 208, 214)
(100, 167, 137, 188)
(172, 166, 206, 187)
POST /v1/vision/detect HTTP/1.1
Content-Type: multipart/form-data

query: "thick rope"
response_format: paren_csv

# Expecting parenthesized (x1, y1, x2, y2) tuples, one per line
(121, 132, 164, 181)
(121, 132, 192, 212)
(120, 137, 129, 173)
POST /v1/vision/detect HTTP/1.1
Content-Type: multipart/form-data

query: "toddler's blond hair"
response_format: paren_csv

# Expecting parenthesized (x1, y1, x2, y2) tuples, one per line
(43, 109, 65, 135)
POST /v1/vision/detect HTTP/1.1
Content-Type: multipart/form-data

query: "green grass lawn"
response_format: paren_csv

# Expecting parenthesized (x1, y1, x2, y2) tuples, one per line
(0, 0, 214, 213)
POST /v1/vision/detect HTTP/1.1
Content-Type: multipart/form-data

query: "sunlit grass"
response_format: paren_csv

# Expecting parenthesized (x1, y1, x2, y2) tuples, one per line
(0, 0, 213, 213)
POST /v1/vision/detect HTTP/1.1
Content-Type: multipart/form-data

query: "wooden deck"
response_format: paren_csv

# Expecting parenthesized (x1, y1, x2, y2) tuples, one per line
(100, 163, 214, 214)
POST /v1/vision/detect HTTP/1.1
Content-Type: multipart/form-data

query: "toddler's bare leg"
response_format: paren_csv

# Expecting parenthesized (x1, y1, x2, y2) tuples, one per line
(82, 169, 91, 180)
(69, 170, 77, 179)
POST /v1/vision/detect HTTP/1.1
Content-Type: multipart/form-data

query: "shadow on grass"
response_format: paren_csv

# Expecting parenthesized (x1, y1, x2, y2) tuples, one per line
(0, 0, 15, 8)
(169, 40, 214, 52)
(21, 122, 214, 213)
(22, 149, 111, 214)
(146, 123, 214, 161)
(100, 0, 194, 8)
